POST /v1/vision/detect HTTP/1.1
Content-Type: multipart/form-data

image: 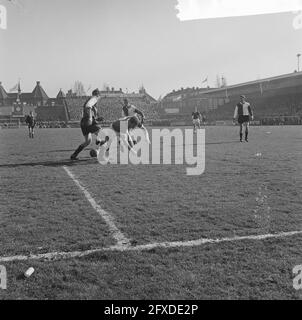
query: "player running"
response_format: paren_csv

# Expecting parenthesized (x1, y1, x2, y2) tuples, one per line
(25, 111, 36, 139)
(192, 108, 202, 132)
(70, 89, 103, 160)
(233, 95, 254, 142)
(121, 98, 150, 144)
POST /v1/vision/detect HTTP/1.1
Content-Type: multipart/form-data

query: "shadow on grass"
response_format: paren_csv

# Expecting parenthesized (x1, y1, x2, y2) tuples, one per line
(206, 141, 237, 145)
(0, 158, 95, 169)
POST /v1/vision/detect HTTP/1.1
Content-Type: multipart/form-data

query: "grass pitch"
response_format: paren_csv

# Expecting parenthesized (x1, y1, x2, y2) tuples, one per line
(0, 125, 301, 299)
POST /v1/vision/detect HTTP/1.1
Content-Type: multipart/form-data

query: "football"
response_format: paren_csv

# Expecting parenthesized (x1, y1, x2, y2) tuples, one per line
(90, 149, 98, 158)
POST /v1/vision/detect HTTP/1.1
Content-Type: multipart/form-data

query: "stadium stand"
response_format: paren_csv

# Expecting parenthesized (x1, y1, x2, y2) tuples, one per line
(36, 105, 69, 122)
(205, 91, 302, 122)
(160, 71, 302, 125)
(0, 115, 20, 129)
(65, 95, 161, 122)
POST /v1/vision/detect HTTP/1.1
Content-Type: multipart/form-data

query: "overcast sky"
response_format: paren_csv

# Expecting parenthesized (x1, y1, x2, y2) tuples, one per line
(0, 0, 301, 99)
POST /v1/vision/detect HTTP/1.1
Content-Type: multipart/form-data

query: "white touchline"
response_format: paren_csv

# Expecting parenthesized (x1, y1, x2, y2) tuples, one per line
(0, 230, 301, 263)
(63, 166, 130, 247)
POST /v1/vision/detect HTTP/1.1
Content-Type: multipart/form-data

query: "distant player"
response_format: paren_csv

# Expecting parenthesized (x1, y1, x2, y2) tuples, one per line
(192, 108, 202, 132)
(233, 95, 254, 142)
(121, 98, 150, 144)
(25, 111, 36, 139)
(70, 89, 103, 160)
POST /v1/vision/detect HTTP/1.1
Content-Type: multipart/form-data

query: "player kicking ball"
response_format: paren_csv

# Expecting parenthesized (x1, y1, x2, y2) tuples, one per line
(70, 89, 103, 160)
(233, 95, 254, 142)
(25, 111, 36, 139)
(192, 108, 202, 133)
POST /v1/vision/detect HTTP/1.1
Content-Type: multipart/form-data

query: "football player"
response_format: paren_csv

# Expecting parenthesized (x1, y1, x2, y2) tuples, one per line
(233, 95, 254, 142)
(192, 108, 202, 132)
(121, 98, 150, 144)
(96, 116, 142, 156)
(70, 89, 103, 160)
(25, 111, 36, 139)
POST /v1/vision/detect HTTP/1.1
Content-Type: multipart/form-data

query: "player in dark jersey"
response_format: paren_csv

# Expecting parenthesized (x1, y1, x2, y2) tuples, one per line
(70, 89, 103, 160)
(192, 109, 202, 132)
(233, 95, 254, 142)
(25, 112, 36, 139)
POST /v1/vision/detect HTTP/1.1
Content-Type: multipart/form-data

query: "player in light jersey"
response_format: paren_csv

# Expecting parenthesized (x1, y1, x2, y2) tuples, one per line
(233, 95, 254, 142)
(121, 99, 150, 144)
(70, 89, 103, 160)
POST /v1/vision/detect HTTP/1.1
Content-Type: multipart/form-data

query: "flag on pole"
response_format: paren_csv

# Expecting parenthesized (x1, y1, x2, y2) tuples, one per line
(202, 77, 208, 84)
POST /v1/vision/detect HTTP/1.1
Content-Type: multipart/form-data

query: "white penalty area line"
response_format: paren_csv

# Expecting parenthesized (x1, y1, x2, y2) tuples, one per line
(0, 230, 302, 263)
(62, 166, 131, 247)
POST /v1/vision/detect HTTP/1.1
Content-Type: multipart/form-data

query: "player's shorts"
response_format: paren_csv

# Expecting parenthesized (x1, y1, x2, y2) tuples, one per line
(193, 119, 201, 125)
(80, 119, 101, 136)
(28, 124, 35, 129)
(238, 115, 250, 124)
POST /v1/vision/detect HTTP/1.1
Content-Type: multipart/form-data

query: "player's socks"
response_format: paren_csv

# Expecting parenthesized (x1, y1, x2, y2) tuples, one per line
(240, 133, 243, 142)
(71, 145, 84, 160)
(245, 132, 248, 142)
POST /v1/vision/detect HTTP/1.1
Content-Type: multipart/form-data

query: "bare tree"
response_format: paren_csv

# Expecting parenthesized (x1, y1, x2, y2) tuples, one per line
(73, 81, 86, 97)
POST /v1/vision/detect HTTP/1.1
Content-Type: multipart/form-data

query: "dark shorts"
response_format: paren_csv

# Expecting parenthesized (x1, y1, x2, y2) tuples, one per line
(80, 119, 101, 136)
(238, 115, 250, 124)
(28, 124, 35, 129)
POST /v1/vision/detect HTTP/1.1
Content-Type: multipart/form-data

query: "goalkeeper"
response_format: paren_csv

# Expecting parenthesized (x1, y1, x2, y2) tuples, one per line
(71, 89, 104, 160)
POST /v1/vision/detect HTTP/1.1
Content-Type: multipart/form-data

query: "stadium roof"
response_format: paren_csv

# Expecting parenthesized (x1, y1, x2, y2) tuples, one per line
(164, 71, 302, 99)
(32, 81, 49, 100)
(199, 71, 302, 95)
(8, 93, 32, 100)
(0, 82, 8, 100)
